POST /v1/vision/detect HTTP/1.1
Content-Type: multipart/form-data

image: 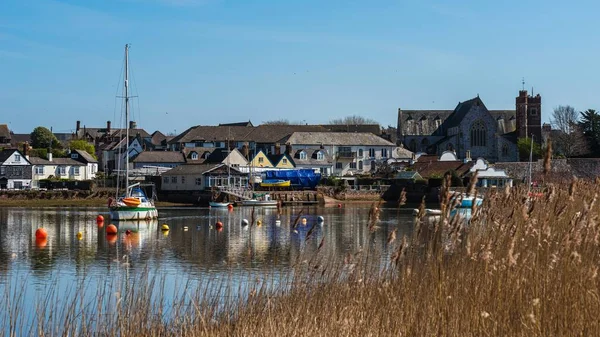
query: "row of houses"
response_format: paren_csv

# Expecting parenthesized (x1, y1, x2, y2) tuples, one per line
(0, 148, 98, 189)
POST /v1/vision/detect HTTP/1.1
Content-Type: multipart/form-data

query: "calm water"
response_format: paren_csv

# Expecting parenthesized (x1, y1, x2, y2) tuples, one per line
(0, 205, 414, 334)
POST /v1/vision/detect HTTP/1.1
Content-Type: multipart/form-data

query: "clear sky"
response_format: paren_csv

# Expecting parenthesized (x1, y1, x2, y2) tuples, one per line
(1, 0, 599, 134)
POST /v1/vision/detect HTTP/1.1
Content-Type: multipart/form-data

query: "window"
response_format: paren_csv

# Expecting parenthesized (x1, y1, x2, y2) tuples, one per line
(530, 108, 538, 116)
(420, 139, 429, 152)
(0, 167, 4, 175)
(317, 151, 324, 160)
(163, 176, 169, 184)
(336, 162, 343, 169)
(470, 120, 487, 147)
(14, 154, 21, 162)
(181, 176, 185, 184)
(350, 162, 357, 169)
(368, 148, 376, 157)
(195, 178, 202, 186)
(171, 176, 177, 183)
(258, 157, 264, 164)
(299, 151, 307, 160)
(408, 140, 416, 152)
(502, 144, 509, 157)
(71, 153, 79, 159)
(359, 161, 363, 170)
(358, 149, 364, 157)
(191, 152, 198, 160)
(35, 166, 44, 175)
(58, 166, 66, 175)
(282, 158, 288, 164)
(381, 148, 388, 158)
(73, 167, 80, 175)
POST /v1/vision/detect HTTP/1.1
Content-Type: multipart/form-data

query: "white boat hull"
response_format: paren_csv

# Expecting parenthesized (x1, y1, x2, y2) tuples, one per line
(238, 200, 278, 208)
(109, 201, 158, 221)
(209, 202, 231, 207)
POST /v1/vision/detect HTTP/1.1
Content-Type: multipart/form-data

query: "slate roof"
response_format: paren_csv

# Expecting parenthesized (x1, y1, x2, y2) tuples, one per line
(321, 124, 381, 134)
(396, 171, 423, 180)
(168, 126, 255, 145)
(181, 147, 215, 162)
(163, 163, 243, 176)
(0, 149, 19, 163)
(284, 132, 396, 146)
(111, 128, 151, 139)
(29, 157, 84, 166)
(9, 133, 30, 147)
(250, 125, 330, 143)
(292, 148, 333, 166)
(219, 121, 254, 127)
(150, 131, 168, 145)
(266, 153, 295, 167)
(132, 151, 186, 163)
(72, 149, 98, 163)
(412, 160, 474, 179)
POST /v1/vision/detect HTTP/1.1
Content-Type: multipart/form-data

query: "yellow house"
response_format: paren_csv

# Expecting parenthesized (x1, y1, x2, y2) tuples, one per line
(267, 153, 295, 169)
(249, 150, 274, 168)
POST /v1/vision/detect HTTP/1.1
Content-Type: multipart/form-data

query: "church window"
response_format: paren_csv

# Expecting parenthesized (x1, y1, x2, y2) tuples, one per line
(502, 144, 509, 157)
(530, 108, 537, 116)
(421, 138, 429, 152)
(470, 120, 487, 147)
(409, 139, 417, 152)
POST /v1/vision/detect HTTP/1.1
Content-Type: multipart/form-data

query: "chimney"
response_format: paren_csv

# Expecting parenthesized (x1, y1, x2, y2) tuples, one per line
(465, 150, 472, 162)
(129, 121, 137, 129)
(76, 121, 81, 134)
(410, 152, 416, 165)
(48, 152, 53, 162)
(285, 143, 292, 155)
(275, 143, 281, 155)
(22, 142, 29, 159)
(106, 121, 111, 135)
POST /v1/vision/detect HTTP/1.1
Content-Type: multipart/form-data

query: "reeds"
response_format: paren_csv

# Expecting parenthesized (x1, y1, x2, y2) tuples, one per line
(2, 180, 600, 336)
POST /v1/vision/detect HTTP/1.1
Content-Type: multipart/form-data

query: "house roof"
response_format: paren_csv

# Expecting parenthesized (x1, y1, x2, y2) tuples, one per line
(0, 125, 11, 140)
(250, 125, 330, 143)
(29, 157, 84, 166)
(321, 124, 381, 134)
(111, 128, 151, 139)
(396, 171, 423, 180)
(202, 148, 247, 164)
(292, 148, 333, 166)
(132, 151, 186, 163)
(284, 132, 396, 146)
(0, 149, 19, 163)
(72, 149, 98, 163)
(168, 126, 255, 145)
(162, 163, 243, 176)
(219, 121, 254, 127)
(412, 160, 474, 178)
(150, 130, 168, 145)
(9, 133, 30, 147)
(181, 147, 215, 162)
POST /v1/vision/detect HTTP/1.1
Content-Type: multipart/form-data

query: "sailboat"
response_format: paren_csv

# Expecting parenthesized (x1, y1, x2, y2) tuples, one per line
(109, 44, 159, 221)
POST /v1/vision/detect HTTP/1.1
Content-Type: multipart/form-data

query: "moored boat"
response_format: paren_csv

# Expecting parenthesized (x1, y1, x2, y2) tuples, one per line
(260, 179, 291, 188)
(238, 193, 278, 207)
(209, 201, 231, 207)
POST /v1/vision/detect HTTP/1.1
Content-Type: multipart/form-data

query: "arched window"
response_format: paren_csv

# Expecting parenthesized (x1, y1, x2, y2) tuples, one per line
(421, 138, 430, 152)
(299, 151, 307, 160)
(190, 152, 198, 160)
(316, 151, 324, 160)
(470, 120, 487, 147)
(501, 144, 509, 157)
(409, 139, 417, 152)
(358, 161, 363, 170)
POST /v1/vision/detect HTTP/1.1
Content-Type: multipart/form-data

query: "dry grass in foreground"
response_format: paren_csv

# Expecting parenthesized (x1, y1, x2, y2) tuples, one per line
(2, 179, 600, 336)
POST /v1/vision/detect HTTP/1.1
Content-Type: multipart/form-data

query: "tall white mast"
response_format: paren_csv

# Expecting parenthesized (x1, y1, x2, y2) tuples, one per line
(124, 44, 130, 195)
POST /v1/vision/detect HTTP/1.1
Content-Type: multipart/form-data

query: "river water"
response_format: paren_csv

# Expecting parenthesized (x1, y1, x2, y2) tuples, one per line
(0, 205, 414, 334)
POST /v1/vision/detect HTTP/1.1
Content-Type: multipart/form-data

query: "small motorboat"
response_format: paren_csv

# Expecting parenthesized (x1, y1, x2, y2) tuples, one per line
(209, 201, 231, 207)
(260, 179, 291, 188)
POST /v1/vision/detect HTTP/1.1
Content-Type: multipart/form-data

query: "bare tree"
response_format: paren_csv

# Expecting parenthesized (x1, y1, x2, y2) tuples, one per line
(261, 119, 303, 125)
(550, 105, 588, 157)
(329, 115, 379, 125)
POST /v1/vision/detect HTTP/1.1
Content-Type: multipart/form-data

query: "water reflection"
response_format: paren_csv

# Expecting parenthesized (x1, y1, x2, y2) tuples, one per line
(0, 205, 415, 323)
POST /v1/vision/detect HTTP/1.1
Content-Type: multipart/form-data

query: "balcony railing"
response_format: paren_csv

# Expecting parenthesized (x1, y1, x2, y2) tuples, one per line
(336, 151, 356, 160)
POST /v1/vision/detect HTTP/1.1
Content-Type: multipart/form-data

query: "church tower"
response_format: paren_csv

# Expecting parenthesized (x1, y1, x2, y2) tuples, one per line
(515, 89, 542, 144)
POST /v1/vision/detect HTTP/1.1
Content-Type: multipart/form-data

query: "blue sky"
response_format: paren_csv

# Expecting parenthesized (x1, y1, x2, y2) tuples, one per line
(1, 0, 599, 134)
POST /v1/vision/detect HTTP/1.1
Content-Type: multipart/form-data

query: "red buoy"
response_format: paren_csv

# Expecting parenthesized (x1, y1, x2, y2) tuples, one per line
(217, 227, 223, 232)
(96, 215, 104, 223)
(337, 203, 342, 208)
(125, 229, 132, 235)
(216, 221, 223, 229)
(36, 237, 47, 248)
(227, 204, 234, 211)
(35, 228, 48, 240)
(106, 224, 118, 235)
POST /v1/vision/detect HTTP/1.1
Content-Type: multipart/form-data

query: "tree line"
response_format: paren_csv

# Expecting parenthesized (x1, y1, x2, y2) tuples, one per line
(550, 106, 600, 158)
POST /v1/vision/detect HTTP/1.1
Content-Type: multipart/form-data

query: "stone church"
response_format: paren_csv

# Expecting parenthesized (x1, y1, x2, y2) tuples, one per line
(396, 90, 542, 162)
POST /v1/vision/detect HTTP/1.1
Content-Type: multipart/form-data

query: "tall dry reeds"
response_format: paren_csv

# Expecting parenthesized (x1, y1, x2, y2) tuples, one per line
(2, 180, 600, 336)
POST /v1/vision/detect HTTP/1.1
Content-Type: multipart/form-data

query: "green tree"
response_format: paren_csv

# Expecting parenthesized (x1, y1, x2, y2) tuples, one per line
(69, 140, 97, 159)
(579, 109, 600, 156)
(30, 126, 59, 149)
(518, 138, 543, 162)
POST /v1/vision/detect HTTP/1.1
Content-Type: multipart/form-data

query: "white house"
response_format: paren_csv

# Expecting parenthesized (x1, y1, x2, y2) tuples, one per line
(0, 149, 32, 189)
(69, 149, 98, 180)
(282, 132, 403, 176)
(29, 153, 88, 188)
(161, 163, 248, 191)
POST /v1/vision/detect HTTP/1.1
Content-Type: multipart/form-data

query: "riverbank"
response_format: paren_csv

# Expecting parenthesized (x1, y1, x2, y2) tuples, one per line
(1, 179, 598, 335)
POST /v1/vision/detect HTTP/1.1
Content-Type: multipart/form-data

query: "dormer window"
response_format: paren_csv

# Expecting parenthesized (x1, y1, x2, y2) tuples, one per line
(299, 151, 307, 160)
(317, 151, 324, 161)
(14, 154, 21, 162)
(71, 153, 79, 159)
(191, 152, 198, 160)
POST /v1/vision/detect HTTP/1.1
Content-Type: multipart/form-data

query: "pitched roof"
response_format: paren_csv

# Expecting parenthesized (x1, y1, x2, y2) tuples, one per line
(284, 132, 396, 146)
(29, 157, 84, 166)
(132, 151, 186, 163)
(111, 128, 151, 139)
(249, 125, 329, 143)
(162, 163, 241, 176)
(150, 130, 168, 145)
(168, 126, 255, 145)
(181, 147, 215, 162)
(321, 124, 381, 134)
(9, 133, 30, 147)
(0, 124, 11, 140)
(292, 148, 333, 166)
(219, 121, 254, 127)
(412, 160, 474, 178)
(0, 149, 18, 162)
(72, 149, 98, 163)
(266, 153, 295, 166)
(203, 148, 234, 164)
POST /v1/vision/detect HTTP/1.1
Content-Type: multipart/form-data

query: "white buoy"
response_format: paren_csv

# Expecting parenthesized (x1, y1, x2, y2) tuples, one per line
(275, 220, 281, 226)
(242, 219, 249, 226)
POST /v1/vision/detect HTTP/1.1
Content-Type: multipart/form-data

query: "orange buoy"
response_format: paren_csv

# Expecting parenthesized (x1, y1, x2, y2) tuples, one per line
(216, 221, 223, 229)
(217, 226, 223, 232)
(98, 221, 104, 228)
(35, 228, 48, 240)
(36, 237, 47, 248)
(107, 234, 118, 244)
(106, 224, 118, 235)
(96, 215, 104, 223)
(227, 204, 234, 211)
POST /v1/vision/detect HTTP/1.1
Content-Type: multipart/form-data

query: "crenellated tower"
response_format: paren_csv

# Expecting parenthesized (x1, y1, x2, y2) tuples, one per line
(515, 90, 542, 144)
